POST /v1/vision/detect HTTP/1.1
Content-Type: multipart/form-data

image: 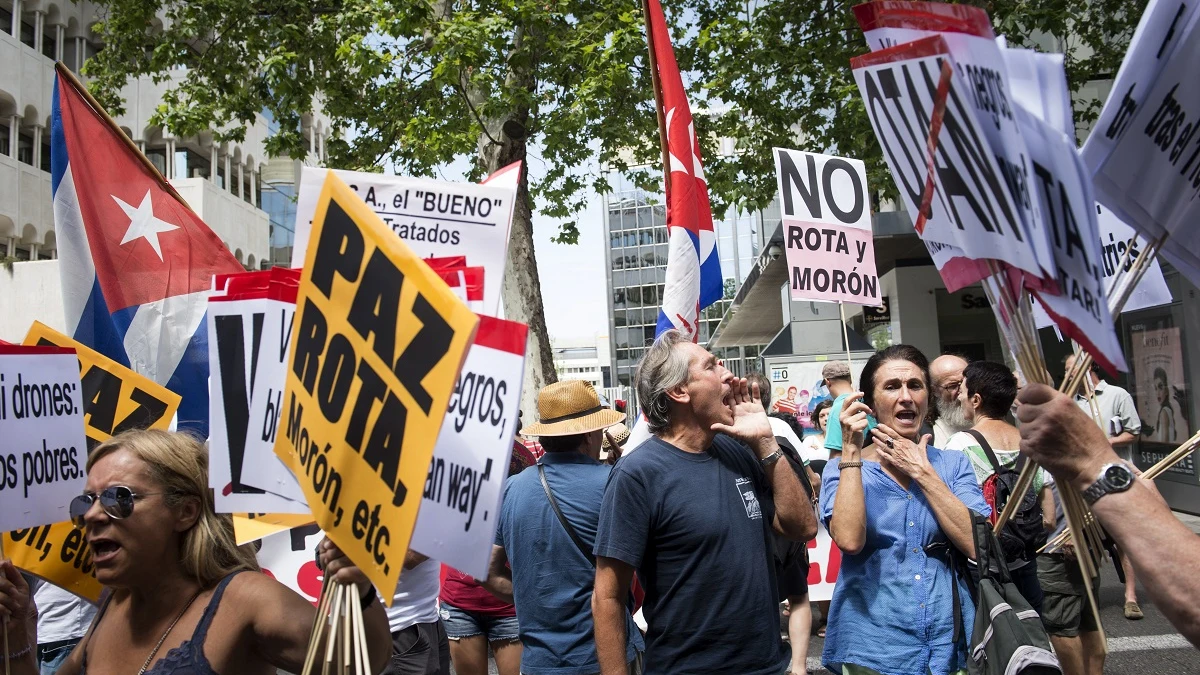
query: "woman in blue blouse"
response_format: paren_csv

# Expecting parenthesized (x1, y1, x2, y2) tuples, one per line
(820, 345, 989, 675)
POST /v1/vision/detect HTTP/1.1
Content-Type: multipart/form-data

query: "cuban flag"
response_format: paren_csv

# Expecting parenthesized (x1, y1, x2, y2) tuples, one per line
(646, 0, 722, 341)
(50, 70, 243, 438)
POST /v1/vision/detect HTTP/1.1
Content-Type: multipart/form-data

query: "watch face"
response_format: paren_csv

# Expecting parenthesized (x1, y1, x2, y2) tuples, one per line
(1104, 464, 1134, 490)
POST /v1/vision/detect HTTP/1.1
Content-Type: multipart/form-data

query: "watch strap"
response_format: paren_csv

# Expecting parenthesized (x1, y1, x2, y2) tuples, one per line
(760, 449, 784, 467)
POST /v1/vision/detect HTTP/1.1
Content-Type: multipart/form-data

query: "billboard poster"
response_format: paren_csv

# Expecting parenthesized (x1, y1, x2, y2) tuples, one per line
(1131, 327, 1190, 448)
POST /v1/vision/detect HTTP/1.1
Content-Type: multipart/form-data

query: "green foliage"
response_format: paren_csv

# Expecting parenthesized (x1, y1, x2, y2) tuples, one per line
(84, 0, 1146, 234)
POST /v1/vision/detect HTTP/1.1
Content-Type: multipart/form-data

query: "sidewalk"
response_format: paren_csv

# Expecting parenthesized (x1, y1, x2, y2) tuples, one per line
(1174, 510, 1200, 534)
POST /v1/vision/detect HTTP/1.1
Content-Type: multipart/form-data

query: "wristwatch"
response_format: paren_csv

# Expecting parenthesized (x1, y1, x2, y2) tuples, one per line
(1081, 462, 1134, 505)
(760, 448, 784, 467)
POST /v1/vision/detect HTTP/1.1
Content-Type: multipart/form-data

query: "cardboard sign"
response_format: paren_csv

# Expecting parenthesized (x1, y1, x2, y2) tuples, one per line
(4, 324, 182, 601)
(23, 322, 180, 451)
(257, 524, 326, 606)
(209, 285, 309, 515)
(233, 513, 316, 545)
(274, 172, 478, 603)
(774, 148, 882, 307)
(410, 316, 526, 578)
(856, 1, 1057, 284)
(851, 37, 1045, 280)
(0, 346, 88, 532)
(1016, 110, 1127, 374)
(240, 273, 310, 505)
(806, 522, 841, 603)
(292, 169, 516, 315)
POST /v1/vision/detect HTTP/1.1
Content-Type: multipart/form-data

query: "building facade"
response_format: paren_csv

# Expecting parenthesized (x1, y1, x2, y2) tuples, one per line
(601, 169, 773, 394)
(551, 335, 610, 390)
(0, 0, 328, 340)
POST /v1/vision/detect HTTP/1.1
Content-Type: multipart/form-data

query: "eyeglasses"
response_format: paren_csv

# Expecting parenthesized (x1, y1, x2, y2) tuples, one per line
(69, 486, 163, 529)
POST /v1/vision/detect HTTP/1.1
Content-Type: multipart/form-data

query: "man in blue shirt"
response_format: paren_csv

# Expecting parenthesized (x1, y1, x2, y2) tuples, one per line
(593, 330, 817, 675)
(485, 380, 643, 675)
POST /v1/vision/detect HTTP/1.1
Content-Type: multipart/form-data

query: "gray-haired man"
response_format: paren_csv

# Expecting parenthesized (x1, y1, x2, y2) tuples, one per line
(592, 330, 817, 675)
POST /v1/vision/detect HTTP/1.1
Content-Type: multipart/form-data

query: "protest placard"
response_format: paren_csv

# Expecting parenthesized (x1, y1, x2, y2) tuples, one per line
(851, 37, 1046, 280)
(0, 346, 88, 533)
(806, 523, 841, 603)
(4, 323, 182, 600)
(209, 280, 309, 515)
(410, 316, 526, 578)
(233, 512, 316, 545)
(291, 169, 516, 315)
(257, 524, 325, 605)
(855, 1, 1058, 286)
(1016, 109, 1127, 375)
(774, 148, 881, 307)
(240, 270, 310, 505)
(275, 172, 478, 602)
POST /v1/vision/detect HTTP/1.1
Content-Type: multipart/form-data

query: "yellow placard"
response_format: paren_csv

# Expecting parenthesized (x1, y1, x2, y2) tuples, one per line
(232, 513, 316, 546)
(3, 322, 183, 601)
(273, 173, 478, 602)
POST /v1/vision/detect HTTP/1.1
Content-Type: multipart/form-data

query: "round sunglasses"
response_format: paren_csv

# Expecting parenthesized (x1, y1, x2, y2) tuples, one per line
(69, 486, 164, 529)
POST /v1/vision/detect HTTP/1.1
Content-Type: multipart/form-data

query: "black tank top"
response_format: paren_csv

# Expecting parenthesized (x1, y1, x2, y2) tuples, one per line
(82, 572, 243, 675)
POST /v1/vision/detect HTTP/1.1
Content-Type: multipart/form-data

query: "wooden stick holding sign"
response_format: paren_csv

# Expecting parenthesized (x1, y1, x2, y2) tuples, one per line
(2, 533, 8, 675)
(838, 302, 852, 365)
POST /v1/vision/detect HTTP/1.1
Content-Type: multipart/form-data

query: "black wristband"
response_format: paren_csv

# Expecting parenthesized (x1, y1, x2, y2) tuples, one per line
(360, 585, 378, 610)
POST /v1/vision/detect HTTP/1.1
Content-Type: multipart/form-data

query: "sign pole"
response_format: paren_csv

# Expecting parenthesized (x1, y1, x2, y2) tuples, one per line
(1, 535, 9, 675)
(839, 302, 853, 365)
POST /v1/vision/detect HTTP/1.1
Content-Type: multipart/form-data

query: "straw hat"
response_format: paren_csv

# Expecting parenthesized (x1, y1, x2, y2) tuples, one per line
(520, 381, 625, 436)
(601, 422, 631, 450)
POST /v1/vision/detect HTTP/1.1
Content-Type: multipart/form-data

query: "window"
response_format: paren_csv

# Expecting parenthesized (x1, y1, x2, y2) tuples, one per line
(175, 148, 211, 180)
(17, 131, 33, 165)
(145, 148, 168, 177)
(19, 20, 34, 48)
(40, 138, 50, 172)
(0, 122, 9, 157)
(62, 38, 77, 70)
(0, 8, 10, 35)
(42, 27, 56, 59)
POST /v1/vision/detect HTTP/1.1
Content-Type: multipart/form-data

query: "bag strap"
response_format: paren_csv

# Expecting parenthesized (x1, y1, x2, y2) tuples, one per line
(539, 463, 596, 565)
(775, 436, 815, 502)
(967, 429, 1006, 475)
(925, 540, 963, 645)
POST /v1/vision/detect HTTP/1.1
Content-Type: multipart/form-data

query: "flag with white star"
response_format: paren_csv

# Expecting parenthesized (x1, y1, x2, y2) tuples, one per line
(645, 0, 722, 341)
(50, 70, 243, 438)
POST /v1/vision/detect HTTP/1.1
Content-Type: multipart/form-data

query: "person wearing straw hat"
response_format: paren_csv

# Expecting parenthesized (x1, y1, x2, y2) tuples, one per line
(592, 330, 817, 675)
(483, 380, 644, 675)
(601, 423, 631, 463)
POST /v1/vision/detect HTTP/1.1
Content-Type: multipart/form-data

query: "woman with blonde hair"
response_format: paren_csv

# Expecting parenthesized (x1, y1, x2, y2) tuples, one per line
(0, 429, 392, 675)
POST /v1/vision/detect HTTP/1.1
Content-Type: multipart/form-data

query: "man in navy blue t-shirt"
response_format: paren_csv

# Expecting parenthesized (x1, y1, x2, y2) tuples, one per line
(592, 330, 818, 675)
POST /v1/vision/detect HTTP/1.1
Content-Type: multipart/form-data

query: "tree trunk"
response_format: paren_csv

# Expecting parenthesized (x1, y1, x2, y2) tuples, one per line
(475, 27, 557, 422)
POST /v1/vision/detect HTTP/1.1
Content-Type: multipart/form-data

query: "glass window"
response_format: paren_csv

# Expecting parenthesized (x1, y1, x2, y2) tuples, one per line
(613, 310, 627, 327)
(638, 206, 653, 229)
(17, 132, 33, 165)
(0, 8, 11, 35)
(42, 27, 56, 59)
(19, 20, 33, 48)
(613, 289, 627, 308)
(40, 138, 50, 172)
(653, 205, 666, 227)
(62, 37, 77, 69)
(0, 122, 9, 157)
(643, 285, 659, 306)
(626, 286, 643, 306)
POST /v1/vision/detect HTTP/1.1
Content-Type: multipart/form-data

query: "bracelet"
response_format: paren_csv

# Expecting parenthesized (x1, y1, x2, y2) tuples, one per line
(839, 461, 863, 470)
(360, 585, 378, 610)
(4, 644, 33, 661)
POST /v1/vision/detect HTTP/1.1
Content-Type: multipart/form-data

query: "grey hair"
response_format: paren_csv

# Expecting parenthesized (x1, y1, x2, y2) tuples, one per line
(635, 329, 692, 434)
(746, 372, 771, 408)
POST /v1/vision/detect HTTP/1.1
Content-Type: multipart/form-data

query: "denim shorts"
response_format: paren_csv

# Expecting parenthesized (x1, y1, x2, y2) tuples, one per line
(439, 602, 520, 642)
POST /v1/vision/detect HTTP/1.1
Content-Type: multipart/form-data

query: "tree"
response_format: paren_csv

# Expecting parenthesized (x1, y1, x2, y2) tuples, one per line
(85, 0, 1145, 411)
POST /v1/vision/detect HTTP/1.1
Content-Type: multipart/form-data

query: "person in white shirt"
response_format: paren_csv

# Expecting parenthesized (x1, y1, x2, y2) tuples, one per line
(801, 400, 834, 465)
(930, 354, 971, 447)
(383, 553, 450, 675)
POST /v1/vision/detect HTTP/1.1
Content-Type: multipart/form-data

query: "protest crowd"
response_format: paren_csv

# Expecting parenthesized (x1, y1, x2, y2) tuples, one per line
(4, 1, 1200, 675)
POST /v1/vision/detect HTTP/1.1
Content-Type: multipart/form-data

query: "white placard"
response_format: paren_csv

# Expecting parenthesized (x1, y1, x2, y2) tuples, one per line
(1018, 108, 1127, 373)
(806, 522, 841, 603)
(774, 148, 882, 307)
(0, 347, 88, 531)
(257, 524, 325, 605)
(208, 295, 309, 514)
(851, 38, 1045, 279)
(292, 169, 516, 315)
(410, 316, 527, 578)
(243, 295, 309, 504)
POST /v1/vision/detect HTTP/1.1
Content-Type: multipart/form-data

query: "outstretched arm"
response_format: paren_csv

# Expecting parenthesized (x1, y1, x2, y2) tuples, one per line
(1018, 384, 1200, 647)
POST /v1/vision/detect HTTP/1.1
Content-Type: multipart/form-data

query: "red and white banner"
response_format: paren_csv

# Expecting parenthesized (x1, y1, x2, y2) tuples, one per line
(806, 522, 842, 603)
(410, 316, 528, 578)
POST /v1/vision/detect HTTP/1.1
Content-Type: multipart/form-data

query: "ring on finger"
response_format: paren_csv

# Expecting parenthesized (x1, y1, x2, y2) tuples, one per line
(885, 438, 895, 449)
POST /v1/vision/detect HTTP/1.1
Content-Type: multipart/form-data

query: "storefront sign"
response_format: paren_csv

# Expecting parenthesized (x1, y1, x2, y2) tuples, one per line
(775, 148, 881, 307)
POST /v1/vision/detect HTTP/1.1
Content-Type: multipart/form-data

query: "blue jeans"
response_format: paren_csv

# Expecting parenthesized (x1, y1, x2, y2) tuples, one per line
(39, 640, 80, 675)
